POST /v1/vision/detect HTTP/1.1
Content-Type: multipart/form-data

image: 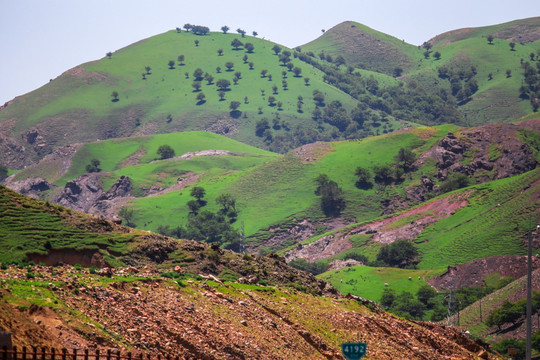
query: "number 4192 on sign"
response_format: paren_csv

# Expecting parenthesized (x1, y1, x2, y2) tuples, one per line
(341, 342, 367, 360)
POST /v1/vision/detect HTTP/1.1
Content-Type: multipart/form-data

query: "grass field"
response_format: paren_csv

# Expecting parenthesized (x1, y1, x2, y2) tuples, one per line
(319, 266, 441, 302)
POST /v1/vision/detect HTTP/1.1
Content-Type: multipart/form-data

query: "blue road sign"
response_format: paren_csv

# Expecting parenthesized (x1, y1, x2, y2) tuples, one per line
(342, 342, 367, 360)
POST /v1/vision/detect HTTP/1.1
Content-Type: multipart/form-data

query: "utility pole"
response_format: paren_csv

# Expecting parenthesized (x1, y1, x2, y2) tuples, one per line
(526, 226, 538, 360)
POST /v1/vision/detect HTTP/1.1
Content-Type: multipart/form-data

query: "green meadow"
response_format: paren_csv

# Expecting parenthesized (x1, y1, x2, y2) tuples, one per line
(319, 266, 439, 301)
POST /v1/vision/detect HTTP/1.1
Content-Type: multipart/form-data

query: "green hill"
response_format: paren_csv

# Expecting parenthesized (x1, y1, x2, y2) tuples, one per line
(301, 18, 540, 125)
(302, 21, 423, 74)
(0, 29, 373, 168)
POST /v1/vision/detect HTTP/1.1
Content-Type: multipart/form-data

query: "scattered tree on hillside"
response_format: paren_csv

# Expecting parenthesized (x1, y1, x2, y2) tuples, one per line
(191, 25, 209, 35)
(229, 101, 241, 112)
(110, 91, 119, 102)
(86, 159, 101, 173)
(118, 207, 135, 227)
(260, 69, 268, 77)
(417, 285, 437, 307)
(221, 25, 229, 34)
(145, 66, 151, 74)
(249, 62, 254, 70)
(218, 91, 226, 101)
(216, 66, 221, 73)
(196, 92, 206, 104)
(439, 173, 470, 193)
(183, 24, 193, 32)
(292, 67, 302, 77)
(192, 81, 202, 92)
(252, 31, 258, 37)
(268, 96, 276, 106)
(354, 166, 372, 189)
(434, 51, 441, 60)
(509, 42, 516, 51)
(175, 27, 181, 33)
(216, 79, 231, 91)
(177, 55, 185, 65)
(272, 45, 282, 55)
(377, 240, 419, 268)
(205, 74, 214, 85)
(244, 43, 254, 53)
(423, 51, 430, 59)
(393, 67, 403, 77)
(168, 60, 175, 69)
(190, 186, 206, 203)
(487, 34, 494, 44)
(380, 288, 396, 308)
(372, 164, 394, 185)
(187, 200, 201, 215)
(231, 38, 243, 50)
(193, 68, 204, 80)
(243, 54, 249, 63)
(313, 90, 325, 106)
(506, 69, 512, 78)
(236, 28, 246, 37)
(194, 40, 199, 47)
(395, 147, 416, 172)
(217, 48, 224, 56)
(216, 193, 237, 219)
(141, 73, 146, 80)
(304, 77, 310, 86)
(255, 119, 270, 136)
(106, 52, 112, 59)
(314, 174, 346, 217)
(157, 145, 175, 160)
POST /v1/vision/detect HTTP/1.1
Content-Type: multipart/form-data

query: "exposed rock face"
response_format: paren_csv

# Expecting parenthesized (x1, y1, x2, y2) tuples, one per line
(54, 174, 132, 218)
(427, 124, 538, 181)
(7, 177, 55, 199)
(429, 255, 540, 290)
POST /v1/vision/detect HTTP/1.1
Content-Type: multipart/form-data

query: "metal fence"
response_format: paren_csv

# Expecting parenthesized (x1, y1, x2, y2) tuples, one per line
(0, 347, 180, 360)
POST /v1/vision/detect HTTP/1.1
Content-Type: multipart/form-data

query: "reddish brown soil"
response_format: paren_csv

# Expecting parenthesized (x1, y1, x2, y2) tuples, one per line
(0, 265, 502, 360)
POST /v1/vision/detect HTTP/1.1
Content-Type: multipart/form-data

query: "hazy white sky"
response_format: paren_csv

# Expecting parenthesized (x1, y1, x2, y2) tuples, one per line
(2, 0, 539, 104)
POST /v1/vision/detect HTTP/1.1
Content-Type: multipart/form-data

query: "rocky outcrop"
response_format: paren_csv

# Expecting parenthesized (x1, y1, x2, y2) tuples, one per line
(428, 124, 538, 181)
(54, 174, 132, 218)
(428, 255, 540, 290)
(7, 177, 55, 199)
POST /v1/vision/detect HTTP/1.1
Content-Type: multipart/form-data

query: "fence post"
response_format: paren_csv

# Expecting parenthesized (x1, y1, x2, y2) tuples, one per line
(41, 347, 46, 360)
(72, 349, 77, 360)
(51, 348, 55, 360)
(0, 332, 12, 360)
(95, 349, 99, 360)
(83, 350, 88, 360)
(106, 350, 110, 360)
(62, 349, 67, 360)
(126, 352, 131, 360)
(22, 347, 28, 360)
(32, 347, 37, 360)
(12, 347, 17, 360)
(115, 351, 120, 360)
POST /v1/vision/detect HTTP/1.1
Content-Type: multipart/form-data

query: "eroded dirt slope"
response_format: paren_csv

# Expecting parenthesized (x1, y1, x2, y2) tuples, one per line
(0, 265, 501, 360)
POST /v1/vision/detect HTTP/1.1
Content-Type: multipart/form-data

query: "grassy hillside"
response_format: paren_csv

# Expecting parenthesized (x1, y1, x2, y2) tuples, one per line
(302, 18, 540, 125)
(415, 169, 540, 269)
(124, 125, 454, 236)
(302, 21, 424, 74)
(0, 29, 372, 167)
(319, 266, 440, 302)
(0, 184, 146, 266)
